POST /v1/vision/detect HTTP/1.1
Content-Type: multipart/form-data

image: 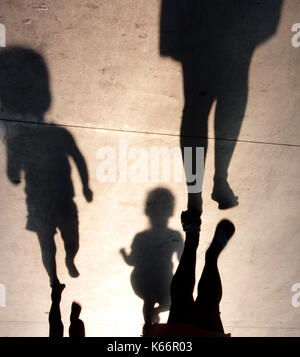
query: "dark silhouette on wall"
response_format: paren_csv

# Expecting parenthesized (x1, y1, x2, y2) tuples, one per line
(0, 47, 93, 287)
(120, 188, 183, 327)
(49, 284, 85, 337)
(160, 0, 282, 212)
(143, 209, 235, 337)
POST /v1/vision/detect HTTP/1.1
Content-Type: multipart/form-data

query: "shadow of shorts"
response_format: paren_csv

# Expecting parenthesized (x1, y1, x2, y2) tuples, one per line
(26, 200, 78, 236)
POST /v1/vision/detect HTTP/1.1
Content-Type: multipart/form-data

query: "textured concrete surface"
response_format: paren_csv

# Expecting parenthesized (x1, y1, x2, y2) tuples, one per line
(0, 0, 300, 337)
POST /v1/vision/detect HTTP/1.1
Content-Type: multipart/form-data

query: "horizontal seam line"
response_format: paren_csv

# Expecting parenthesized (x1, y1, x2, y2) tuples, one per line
(1, 117, 299, 148)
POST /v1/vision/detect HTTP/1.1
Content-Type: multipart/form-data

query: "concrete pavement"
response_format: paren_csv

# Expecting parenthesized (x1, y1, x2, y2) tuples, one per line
(0, 0, 299, 336)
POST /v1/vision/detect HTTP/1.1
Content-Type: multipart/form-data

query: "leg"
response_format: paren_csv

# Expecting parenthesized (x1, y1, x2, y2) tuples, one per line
(36, 230, 60, 287)
(59, 204, 80, 278)
(167, 233, 198, 323)
(194, 220, 235, 332)
(194, 250, 224, 332)
(180, 59, 215, 213)
(168, 211, 201, 323)
(152, 276, 172, 324)
(143, 299, 156, 325)
(156, 281, 172, 315)
(49, 284, 65, 337)
(212, 71, 249, 209)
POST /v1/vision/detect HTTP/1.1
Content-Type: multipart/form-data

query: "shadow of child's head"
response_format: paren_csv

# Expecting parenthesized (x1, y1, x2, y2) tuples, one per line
(145, 187, 175, 228)
(0, 47, 51, 119)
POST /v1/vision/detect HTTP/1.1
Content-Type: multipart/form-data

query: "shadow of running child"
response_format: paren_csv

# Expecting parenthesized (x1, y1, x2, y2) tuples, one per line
(0, 47, 93, 287)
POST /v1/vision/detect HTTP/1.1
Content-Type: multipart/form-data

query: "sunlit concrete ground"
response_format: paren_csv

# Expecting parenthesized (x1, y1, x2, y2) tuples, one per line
(0, 0, 300, 337)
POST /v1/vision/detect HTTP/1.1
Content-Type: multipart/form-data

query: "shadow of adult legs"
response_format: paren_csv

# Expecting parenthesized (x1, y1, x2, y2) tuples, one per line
(194, 220, 235, 331)
(180, 61, 214, 213)
(211, 66, 249, 209)
(160, 0, 282, 212)
(167, 210, 200, 324)
(49, 285, 85, 337)
(180, 54, 245, 213)
(167, 211, 235, 335)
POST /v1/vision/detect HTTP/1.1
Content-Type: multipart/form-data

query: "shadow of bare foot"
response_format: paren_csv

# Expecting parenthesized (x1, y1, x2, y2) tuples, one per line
(211, 180, 239, 209)
(65, 259, 80, 278)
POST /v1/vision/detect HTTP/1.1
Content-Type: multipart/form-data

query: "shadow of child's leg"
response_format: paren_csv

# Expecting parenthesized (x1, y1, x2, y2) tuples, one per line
(37, 230, 59, 287)
(59, 204, 80, 278)
(143, 299, 156, 325)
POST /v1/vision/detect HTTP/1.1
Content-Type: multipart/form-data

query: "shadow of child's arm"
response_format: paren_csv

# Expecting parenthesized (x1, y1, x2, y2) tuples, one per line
(67, 132, 93, 202)
(6, 137, 22, 185)
(119, 248, 134, 266)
